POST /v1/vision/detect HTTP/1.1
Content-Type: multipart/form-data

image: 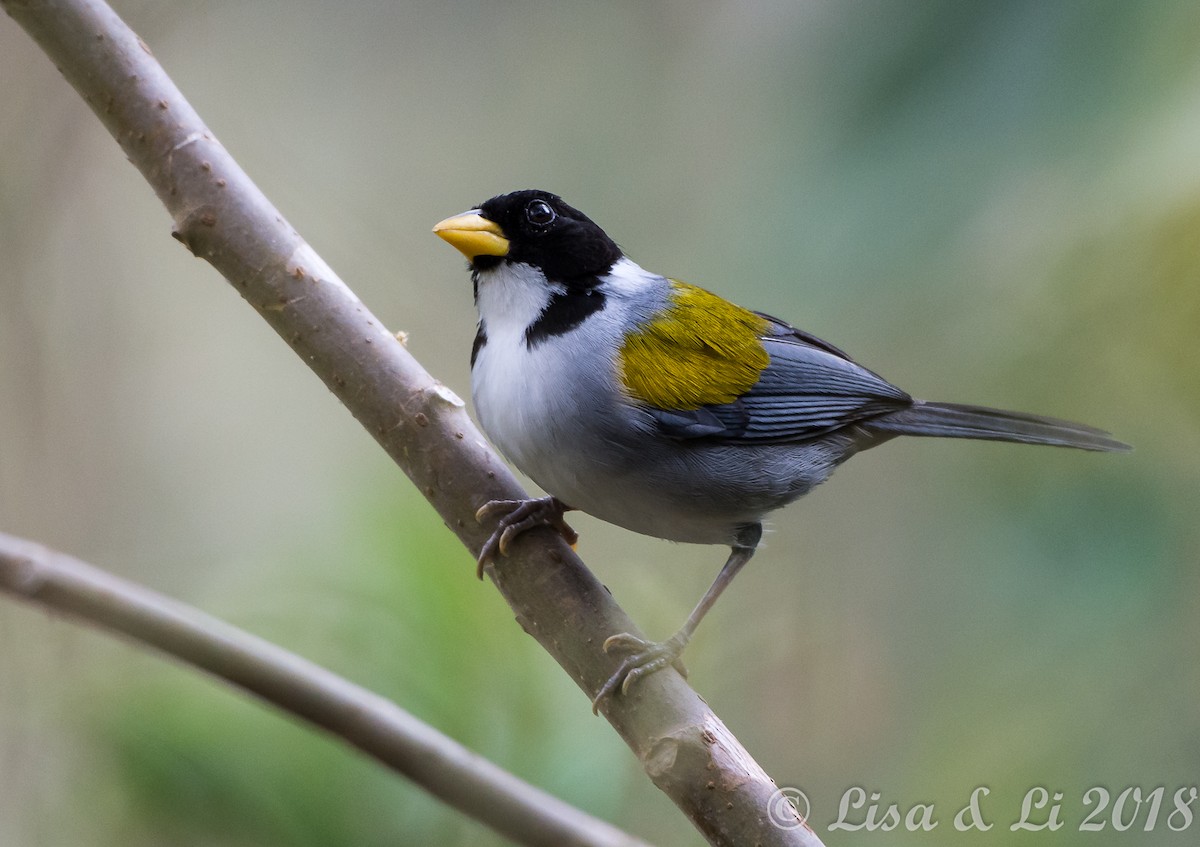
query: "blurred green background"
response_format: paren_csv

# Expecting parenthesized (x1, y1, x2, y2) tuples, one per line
(1, 1, 1197, 844)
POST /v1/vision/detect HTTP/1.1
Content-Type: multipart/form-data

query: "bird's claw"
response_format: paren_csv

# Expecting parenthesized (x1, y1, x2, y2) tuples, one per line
(591, 632, 689, 713)
(474, 496, 577, 579)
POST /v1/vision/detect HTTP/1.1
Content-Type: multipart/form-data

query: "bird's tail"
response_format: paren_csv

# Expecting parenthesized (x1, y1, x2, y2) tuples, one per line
(865, 400, 1130, 452)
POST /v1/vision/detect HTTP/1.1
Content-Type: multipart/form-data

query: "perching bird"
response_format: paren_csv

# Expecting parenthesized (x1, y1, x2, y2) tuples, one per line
(433, 189, 1128, 709)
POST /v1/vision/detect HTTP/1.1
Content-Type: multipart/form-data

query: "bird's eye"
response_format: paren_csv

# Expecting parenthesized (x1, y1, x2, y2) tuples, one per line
(525, 199, 556, 226)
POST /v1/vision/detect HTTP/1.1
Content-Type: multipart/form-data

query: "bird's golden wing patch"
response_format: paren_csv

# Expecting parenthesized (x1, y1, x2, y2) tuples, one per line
(618, 281, 770, 410)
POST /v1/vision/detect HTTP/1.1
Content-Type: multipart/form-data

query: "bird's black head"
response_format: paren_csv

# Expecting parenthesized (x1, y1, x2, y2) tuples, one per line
(476, 190, 622, 279)
(433, 191, 625, 354)
(451, 188, 624, 280)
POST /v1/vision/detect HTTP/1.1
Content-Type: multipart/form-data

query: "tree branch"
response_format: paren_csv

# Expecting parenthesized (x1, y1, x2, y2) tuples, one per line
(0, 531, 648, 847)
(2, 1, 823, 844)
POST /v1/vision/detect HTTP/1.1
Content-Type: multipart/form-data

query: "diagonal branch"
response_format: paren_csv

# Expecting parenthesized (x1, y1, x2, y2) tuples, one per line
(2, 1, 823, 844)
(0, 531, 649, 847)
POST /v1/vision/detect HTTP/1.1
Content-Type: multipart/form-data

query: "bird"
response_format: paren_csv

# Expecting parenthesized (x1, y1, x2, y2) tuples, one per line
(433, 189, 1129, 710)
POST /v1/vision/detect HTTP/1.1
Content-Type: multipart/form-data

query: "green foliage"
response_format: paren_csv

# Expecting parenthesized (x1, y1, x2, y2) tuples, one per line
(91, 482, 629, 846)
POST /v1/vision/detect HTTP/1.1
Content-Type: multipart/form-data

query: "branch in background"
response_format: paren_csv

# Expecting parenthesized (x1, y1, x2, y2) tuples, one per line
(0, 532, 648, 847)
(1, 1, 823, 844)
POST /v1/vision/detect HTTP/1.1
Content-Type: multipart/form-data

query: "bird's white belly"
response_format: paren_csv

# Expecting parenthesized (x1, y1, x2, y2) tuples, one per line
(472, 334, 769, 545)
(472, 327, 610, 490)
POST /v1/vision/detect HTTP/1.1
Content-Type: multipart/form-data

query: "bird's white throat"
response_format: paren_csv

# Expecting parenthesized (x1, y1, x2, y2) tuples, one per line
(474, 261, 563, 345)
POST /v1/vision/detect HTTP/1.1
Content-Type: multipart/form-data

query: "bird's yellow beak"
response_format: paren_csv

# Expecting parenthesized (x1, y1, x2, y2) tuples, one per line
(432, 212, 510, 260)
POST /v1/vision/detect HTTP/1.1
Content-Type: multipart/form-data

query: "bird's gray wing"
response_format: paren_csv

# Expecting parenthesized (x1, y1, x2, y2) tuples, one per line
(648, 317, 913, 443)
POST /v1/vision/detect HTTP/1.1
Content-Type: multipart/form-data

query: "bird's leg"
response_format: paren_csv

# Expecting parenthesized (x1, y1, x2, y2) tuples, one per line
(592, 523, 762, 712)
(474, 496, 578, 579)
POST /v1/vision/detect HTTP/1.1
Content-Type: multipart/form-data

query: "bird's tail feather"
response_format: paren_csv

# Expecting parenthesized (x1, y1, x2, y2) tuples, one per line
(866, 400, 1130, 452)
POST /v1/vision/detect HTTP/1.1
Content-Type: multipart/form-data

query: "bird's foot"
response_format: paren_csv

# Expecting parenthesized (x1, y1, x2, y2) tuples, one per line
(474, 496, 577, 579)
(591, 632, 690, 713)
